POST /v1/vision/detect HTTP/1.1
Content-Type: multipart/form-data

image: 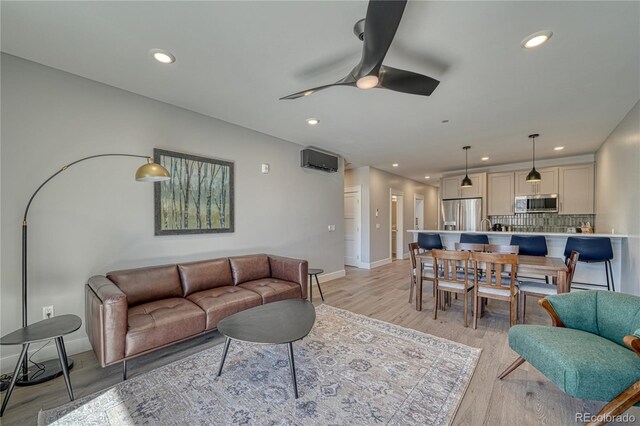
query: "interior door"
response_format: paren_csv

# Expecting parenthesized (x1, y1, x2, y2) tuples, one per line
(344, 189, 361, 267)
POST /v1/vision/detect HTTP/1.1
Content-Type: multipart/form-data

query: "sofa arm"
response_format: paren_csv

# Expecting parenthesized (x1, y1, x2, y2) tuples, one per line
(86, 275, 128, 367)
(269, 255, 308, 299)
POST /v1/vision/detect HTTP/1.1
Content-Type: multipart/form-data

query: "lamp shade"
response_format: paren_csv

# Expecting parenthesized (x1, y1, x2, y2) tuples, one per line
(135, 161, 171, 182)
(526, 168, 542, 182)
(461, 174, 473, 187)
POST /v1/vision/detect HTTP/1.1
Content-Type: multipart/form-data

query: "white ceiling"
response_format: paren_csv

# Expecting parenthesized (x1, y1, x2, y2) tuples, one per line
(2, 1, 639, 182)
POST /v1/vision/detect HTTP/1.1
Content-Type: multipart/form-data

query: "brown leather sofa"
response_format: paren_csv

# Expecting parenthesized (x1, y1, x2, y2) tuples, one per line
(85, 254, 307, 375)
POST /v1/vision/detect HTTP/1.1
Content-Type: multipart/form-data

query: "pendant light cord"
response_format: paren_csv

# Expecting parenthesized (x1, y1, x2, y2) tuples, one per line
(532, 135, 536, 169)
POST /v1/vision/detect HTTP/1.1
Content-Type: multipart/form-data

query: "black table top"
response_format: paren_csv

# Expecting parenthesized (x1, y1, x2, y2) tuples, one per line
(308, 268, 324, 275)
(218, 299, 315, 344)
(0, 315, 82, 345)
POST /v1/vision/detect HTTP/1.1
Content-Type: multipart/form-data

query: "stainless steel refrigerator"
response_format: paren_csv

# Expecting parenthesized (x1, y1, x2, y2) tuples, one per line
(441, 198, 482, 231)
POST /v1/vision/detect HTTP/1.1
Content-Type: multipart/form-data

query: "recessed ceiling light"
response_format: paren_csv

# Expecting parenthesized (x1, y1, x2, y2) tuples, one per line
(425, 176, 430, 179)
(150, 49, 175, 64)
(306, 118, 319, 125)
(521, 31, 553, 48)
(392, 163, 399, 167)
(481, 157, 489, 161)
(554, 146, 564, 151)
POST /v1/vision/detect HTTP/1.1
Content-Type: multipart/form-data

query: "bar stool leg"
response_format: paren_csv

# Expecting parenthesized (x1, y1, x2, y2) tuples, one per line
(604, 261, 611, 291)
(308, 275, 313, 303)
(0, 343, 29, 417)
(314, 275, 324, 301)
(607, 260, 615, 292)
(55, 337, 74, 401)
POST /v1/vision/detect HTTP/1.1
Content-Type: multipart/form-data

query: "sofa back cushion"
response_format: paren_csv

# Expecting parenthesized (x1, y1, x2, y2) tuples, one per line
(107, 265, 182, 306)
(596, 291, 640, 347)
(178, 258, 233, 297)
(229, 254, 271, 285)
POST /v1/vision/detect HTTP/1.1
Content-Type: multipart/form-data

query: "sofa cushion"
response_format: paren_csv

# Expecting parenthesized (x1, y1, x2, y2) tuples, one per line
(508, 325, 640, 402)
(187, 286, 262, 330)
(178, 258, 233, 297)
(229, 254, 271, 285)
(107, 265, 182, 306)
(125, 298, 205, 357)
(238, 278, 301, 304)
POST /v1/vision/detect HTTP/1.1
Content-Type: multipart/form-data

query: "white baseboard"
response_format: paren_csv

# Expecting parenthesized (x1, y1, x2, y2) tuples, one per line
(315, 269, 346, 284)
(362, 258, 392, 269)
(1, 336, 92, 374)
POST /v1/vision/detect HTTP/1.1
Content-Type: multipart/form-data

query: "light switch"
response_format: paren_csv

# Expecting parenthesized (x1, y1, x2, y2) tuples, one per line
(376, 223, 381, 229)
(328, 225, 336, 232)
(261, 163, 270, 174)
(375, 208, 379, 217)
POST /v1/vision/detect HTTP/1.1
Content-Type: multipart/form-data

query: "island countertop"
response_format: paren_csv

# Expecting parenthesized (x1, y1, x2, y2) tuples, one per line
(408, 230, 628, 238)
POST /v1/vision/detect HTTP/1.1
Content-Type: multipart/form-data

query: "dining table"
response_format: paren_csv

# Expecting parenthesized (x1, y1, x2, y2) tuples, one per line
(415, 253, 568, 312)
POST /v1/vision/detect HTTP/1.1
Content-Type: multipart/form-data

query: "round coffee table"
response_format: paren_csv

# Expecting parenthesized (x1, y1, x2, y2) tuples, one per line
(0, 314, 81, 416)
(307, 268, 325, 302)
(216, 299, 315, 399)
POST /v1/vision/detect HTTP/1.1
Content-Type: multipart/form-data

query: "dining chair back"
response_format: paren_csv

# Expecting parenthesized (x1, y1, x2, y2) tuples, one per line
(485, 244, 520, 254)
(432, 249, 473, 327)
(408, 242, 435, 303)
(471, 251, 519, 328)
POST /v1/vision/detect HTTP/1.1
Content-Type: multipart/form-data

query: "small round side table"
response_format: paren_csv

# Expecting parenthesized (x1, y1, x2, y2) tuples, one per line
(0, 314, 81, 417)
(307, 268, 325, 303)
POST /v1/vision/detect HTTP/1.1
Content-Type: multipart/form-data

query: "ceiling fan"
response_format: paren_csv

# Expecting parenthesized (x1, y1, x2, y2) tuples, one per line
(280, 0, 440, 100)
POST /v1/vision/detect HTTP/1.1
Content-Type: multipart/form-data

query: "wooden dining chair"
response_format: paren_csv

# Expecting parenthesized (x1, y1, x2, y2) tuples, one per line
(470, 252, 519, 328)
(408, 242, 435, 303)
(485, 244, 520, 254)
(432, 249, 473, 327)
(517, 250, 579, 323)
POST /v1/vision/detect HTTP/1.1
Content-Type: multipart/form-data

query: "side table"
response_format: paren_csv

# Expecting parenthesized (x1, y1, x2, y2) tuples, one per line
(307, 268, 325, 302)
(0, 314, 81, 416)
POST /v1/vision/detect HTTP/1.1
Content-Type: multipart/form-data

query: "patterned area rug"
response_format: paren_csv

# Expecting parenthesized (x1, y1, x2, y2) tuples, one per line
(39, 305, 481, 425)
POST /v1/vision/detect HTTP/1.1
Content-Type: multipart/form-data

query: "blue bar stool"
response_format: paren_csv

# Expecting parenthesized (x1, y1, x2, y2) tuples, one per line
(417, 233, 443, 251)
(460, 233, 489, 245)
(564, 237, 615, 291)
(510, 235, 548, 256)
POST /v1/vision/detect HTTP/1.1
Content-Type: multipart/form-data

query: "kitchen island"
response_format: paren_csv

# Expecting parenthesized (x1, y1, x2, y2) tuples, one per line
(408, 230, 628, 291)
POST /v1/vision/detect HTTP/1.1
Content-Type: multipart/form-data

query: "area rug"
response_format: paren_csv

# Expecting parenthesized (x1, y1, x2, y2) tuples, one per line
(39, 304, 481, 425)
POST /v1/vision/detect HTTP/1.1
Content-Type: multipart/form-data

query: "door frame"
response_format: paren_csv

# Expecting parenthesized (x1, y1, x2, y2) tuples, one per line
(344, 185, 362, 268)
(389, 188, 404, 260)
(413, 193, 425, 242)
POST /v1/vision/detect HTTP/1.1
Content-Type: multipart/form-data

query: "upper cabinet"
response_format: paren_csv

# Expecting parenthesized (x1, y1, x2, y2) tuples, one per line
(515, 167, 558, 196)
(488, 172, 515, 215)
(559, 164, 594, 214)
(441, 173, 485, 199)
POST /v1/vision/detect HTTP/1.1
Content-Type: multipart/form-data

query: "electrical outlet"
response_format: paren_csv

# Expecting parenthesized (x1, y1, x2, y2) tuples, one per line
(42, 305, 54, 319)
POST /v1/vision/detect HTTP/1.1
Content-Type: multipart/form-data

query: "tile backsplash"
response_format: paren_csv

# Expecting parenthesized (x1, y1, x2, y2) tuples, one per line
(488, 214, 596, 233)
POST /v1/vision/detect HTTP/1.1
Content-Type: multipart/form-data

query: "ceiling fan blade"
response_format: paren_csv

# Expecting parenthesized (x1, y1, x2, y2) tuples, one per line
(357, 0, 407, 78)
(279, 75, 356, 100)
(377, 65, 440, 96)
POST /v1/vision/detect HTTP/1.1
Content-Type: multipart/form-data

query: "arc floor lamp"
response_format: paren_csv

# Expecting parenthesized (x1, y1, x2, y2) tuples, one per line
(17, 153, 170, 385)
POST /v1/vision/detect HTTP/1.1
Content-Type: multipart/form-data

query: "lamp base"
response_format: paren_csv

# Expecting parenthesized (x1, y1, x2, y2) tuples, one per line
(15, 358, 74, 386)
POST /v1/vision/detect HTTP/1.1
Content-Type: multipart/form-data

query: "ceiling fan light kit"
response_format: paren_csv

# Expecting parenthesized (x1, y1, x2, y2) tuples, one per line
(526, 133, 542, 182)
(280, 0, 440, 100)
(461, 146, 472, 188)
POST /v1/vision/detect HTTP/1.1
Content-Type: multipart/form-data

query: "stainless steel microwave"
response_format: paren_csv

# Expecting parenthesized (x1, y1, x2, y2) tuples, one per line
(514, 194, 558, 213)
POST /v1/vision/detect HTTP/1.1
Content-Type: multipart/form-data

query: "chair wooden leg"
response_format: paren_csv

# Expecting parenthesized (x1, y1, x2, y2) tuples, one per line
(433, 285, 439, 319)
(463, 290, 468, 328)
(473, 289, 479, 329)
(510, 295, 517, 326)
(518, 292, 526, 324)
(586, 380, 640, 426)
(498, 356, 526, 379)
(408, 275, 415, 303)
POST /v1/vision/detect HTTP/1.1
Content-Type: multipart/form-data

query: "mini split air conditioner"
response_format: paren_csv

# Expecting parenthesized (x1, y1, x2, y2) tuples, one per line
(300, 149, 339, 173)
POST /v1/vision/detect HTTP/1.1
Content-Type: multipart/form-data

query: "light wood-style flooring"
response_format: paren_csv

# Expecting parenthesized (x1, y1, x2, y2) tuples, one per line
(2, 259, 638, 425)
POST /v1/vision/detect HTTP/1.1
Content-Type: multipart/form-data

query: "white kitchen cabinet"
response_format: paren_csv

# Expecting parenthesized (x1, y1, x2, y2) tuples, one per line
(559, 164, 594, 214)
(515, 167, 558, 195)
(441, 173, 484, 199)
(488, 172, 515, 215)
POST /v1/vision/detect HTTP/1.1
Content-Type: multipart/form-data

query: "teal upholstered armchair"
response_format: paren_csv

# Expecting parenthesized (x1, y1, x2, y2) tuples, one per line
(499, 291, 640, 425)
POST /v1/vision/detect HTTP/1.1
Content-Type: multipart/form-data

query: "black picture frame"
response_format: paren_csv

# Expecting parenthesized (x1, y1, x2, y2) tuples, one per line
(154, 148, 234, 235)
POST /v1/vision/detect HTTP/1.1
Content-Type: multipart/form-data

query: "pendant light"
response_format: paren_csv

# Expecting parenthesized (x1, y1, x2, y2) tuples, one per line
(461, 146, 472, 187)
(526, 133, 542, 182)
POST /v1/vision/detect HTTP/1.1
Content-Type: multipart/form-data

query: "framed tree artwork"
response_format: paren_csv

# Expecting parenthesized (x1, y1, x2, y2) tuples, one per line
(154, 149, 234, 235)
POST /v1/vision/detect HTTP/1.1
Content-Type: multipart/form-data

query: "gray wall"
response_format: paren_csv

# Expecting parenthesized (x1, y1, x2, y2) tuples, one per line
(595, 100, 640, 295)
(0, 54, 345, 365)
(345, 166, 438, 265)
